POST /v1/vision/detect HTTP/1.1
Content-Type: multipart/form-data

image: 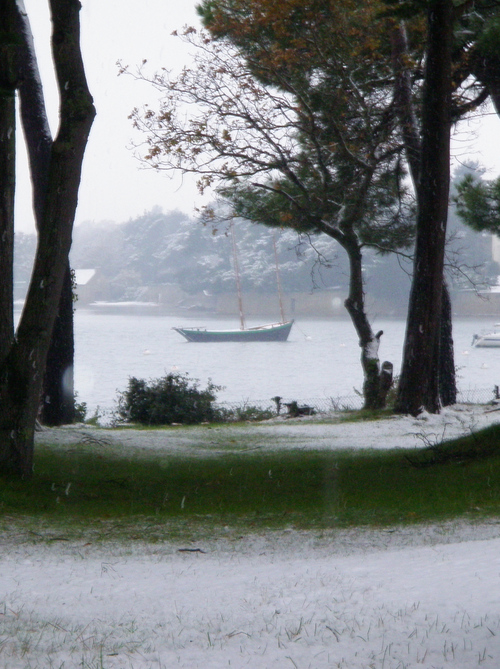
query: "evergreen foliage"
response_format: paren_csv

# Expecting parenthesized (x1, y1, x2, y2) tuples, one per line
(125, 0, 418, 410)
(67, 209, 347, 298)
(116, 373, 224, 425)
(454, 172, 500, 235)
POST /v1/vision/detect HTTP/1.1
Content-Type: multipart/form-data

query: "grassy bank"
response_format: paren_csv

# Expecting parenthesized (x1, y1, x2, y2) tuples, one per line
(2, 423, 500, 541)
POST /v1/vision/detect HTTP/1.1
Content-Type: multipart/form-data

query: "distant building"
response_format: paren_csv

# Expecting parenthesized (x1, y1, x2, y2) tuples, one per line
(74, 269, 106, 304)
(493, 235, 500, 265)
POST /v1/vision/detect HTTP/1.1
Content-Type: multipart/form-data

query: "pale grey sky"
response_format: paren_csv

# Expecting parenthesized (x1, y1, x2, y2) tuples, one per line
(15, 1, 500, 233)
(16, 0, 204, 233)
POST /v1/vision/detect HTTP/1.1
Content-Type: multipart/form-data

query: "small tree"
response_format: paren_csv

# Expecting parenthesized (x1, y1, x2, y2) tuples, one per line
(126, 7, 414, 409)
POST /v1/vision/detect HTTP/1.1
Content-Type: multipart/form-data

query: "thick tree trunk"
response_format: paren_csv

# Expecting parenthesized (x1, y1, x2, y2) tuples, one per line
(343, 235, 393, 410)
(439, 280, 456, 406)
(392, 18, 457, 413)
(15, 2, 76, 425)
(0, 347, 43, 476)
(0, 0, 17, 364)
(395, 0, 453, 415)
(0, 0, 95, 477)
(41, 262, 75, 425)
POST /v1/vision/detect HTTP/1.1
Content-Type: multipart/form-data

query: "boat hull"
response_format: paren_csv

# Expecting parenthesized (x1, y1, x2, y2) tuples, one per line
(472, 335, 500, 347)
(173, 320, 294, 342)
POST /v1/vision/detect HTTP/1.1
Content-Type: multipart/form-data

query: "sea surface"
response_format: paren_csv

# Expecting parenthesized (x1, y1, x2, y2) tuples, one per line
(64, 306, 500, 417)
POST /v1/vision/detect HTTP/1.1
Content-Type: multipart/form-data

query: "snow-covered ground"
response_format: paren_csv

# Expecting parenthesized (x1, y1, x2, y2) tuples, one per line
(37, 401, 500, 457)
(2, 405, 500, 668)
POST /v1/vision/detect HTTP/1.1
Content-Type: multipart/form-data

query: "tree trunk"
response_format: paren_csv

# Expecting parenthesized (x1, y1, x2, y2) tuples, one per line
(0, 0, 17, 365)
(15, 2, 76, 426)
(0, 347, 43, 476)
(0, 0, 95, 477)
(439, 280, 456, 406)
(395, 0, 453, 415)
(343, 234, 393, 410)
(392, 18, 458, 413)
(41, 262, 75, 425)
(472, 50, 500, 117)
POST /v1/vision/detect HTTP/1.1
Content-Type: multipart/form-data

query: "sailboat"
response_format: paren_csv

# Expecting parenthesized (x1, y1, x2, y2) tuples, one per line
(173, 224, 294, 342)
(472, 324, 500, 347)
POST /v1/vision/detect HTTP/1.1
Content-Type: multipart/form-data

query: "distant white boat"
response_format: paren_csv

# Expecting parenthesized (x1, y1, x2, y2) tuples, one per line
(472, 324, 500, 347)
(89, 301, 159, 308)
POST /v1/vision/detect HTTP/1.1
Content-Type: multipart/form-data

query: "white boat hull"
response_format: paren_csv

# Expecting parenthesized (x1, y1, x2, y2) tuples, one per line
(472, 333, 500, 347)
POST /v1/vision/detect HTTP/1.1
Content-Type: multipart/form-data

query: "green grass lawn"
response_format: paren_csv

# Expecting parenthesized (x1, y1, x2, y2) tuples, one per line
(2, 422, 500, 541)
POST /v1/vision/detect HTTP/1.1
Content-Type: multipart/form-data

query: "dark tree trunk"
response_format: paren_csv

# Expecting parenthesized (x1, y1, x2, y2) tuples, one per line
(472, 51, 500, 117)
(15, 2, 76, 426)
(343, 234, 393, 410)
(392, 18, 458, 413)
(41, 262, 75, 425)
(439, 280, 456, 406)
(0, 0, 95, 477)
(395, 0, 453, 415)
(0, 0, 17, 364)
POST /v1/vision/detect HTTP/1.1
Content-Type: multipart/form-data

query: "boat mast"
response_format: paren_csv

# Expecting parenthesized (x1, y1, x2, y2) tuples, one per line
(273, 233, 286, 323)
(230, 221, 246, 330)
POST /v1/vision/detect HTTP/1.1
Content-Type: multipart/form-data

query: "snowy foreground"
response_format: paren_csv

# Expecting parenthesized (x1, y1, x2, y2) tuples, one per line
(1, 405, 500, 668)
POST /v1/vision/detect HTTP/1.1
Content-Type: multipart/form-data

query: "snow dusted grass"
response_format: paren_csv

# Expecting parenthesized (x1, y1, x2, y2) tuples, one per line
(1, 527, 500, 668)
(0, 406, 499, 667)
(2, 411, 500, 537)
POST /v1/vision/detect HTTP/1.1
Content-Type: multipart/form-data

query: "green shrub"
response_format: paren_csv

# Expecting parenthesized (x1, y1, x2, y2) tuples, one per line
(116, 373, 224, 425)
(73, 398, 87, 423)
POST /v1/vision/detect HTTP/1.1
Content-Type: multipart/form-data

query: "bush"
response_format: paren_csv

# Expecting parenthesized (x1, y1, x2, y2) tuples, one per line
(73, 396, 87, 423)
(116, 373, 224, 425)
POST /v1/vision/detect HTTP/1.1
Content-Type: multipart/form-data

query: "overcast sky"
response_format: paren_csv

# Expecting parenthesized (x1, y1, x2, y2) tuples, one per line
(16, 0, 204, 233)
(15, 0, 500, 234)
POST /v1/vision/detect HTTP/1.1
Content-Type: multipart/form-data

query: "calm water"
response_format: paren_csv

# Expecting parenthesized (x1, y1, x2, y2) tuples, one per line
(71, 307, 500, 415)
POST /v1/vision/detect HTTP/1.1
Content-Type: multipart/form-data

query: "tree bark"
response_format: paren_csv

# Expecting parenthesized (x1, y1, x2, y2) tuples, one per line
(40, 269, 75, 425)
(15, 1, 76, 426)
(0, 0, 95, 476)
(41, 263, 75, 425)
(395, 0, 453, 415)
(439, 280, 456, 406)
(472, 52, 500, 117)
(392, 20, 458, 412)
(0, 0, 17, 365)
(343, 233, 393, 410)
(391, 23, 421, 185)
